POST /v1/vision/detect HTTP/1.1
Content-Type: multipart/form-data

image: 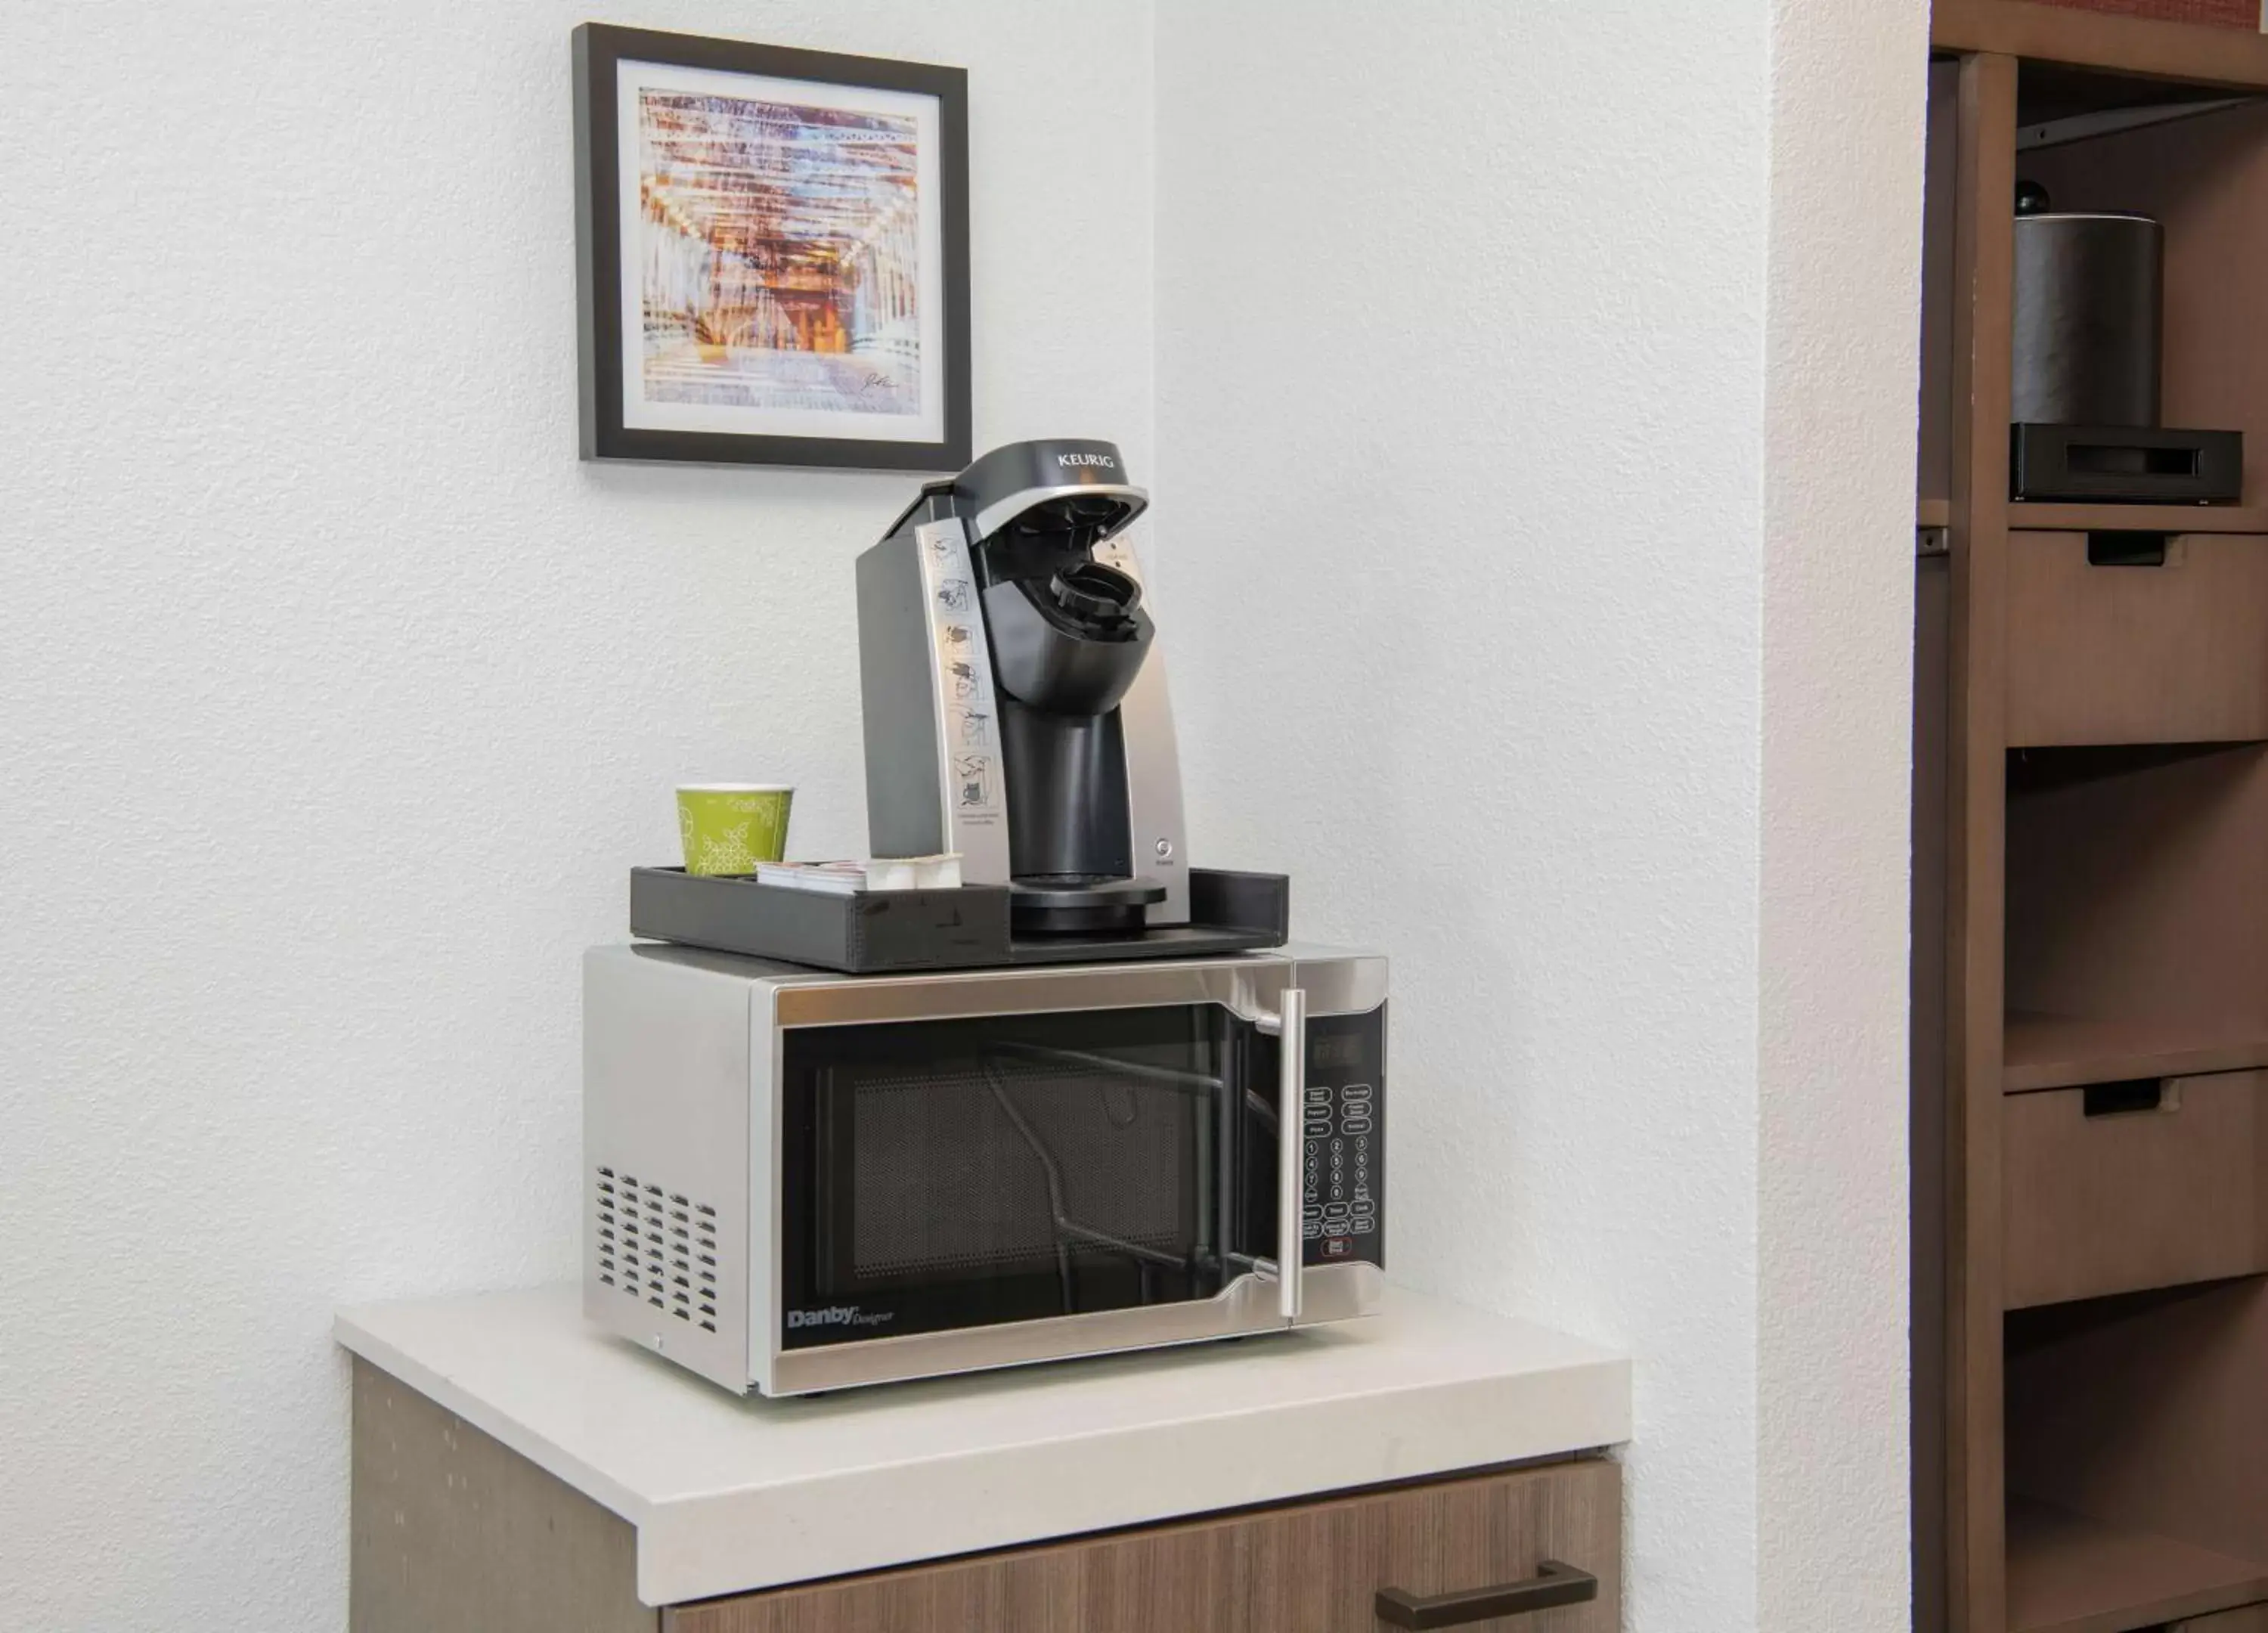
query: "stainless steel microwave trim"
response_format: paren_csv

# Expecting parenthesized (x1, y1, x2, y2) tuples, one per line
(583, 946, 758, 1395)
(753, 994, 780, 1392)
(609, 941, 1387, 1019)
(770, 1262, 1383, 1394)
(1256, 985, 1308, 1320)
(971, 481, 1150, 546)
(756, 957, 1300, 1390)
(769, 956, 1297, 1030)
(1287, 948, 1390, 1017)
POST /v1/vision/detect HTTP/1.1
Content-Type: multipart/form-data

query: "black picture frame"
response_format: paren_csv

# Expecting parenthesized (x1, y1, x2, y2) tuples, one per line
(572, 23, 971, 470)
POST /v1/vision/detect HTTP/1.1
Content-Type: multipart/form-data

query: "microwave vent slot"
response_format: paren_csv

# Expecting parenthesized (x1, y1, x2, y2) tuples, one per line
(594, 1166, 720, 1322)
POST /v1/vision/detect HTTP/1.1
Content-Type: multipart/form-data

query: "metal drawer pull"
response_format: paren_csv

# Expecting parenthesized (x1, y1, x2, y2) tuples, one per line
(1374, 1560, 1598, 1628)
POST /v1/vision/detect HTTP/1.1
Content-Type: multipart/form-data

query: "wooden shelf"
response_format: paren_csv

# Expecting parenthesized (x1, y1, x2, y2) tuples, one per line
(2007, 1498, 2268, 1633)
(1935, 0, 2268, 92)
(2009, 501, 2268, 534)
(2006, 1010, 2268, 1092)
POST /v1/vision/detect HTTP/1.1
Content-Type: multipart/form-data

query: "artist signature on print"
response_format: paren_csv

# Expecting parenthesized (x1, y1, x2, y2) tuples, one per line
(861, 372, 898, 395)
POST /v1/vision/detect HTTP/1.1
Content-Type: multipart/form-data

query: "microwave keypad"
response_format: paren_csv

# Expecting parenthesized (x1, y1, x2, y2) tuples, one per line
(1299, 1009, 1385, 1266)
(1302, 1084, 1376, 1240)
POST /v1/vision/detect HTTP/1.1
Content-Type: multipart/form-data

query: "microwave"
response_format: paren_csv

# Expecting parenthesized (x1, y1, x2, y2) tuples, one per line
(582, 943, 1387, 1396)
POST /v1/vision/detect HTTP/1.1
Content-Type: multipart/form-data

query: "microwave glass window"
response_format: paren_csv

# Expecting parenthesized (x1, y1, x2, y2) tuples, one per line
(779, 1003, 1282, 1346)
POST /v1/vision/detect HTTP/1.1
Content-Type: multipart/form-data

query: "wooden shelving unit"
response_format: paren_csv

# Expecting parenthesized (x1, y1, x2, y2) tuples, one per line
(2008, 501, 2268, 532)
(2003, 1010, 2268, 1092)
(1935, 0, 2268, 81)
(1919, 5, 2268, 1631)
(2006, 1499, 2268, 1633)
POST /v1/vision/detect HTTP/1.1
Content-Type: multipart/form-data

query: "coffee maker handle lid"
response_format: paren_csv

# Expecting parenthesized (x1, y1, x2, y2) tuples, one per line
(972, 481, 1149, 546)
(954, 437, 1150, 544)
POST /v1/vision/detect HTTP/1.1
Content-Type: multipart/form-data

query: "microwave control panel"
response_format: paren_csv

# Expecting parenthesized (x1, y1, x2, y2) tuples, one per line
(1300, 1003, 1387, 1269)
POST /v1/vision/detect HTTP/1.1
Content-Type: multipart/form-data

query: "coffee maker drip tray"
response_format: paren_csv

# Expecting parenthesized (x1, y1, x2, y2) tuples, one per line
(1009, 873, 1167, 936)
(628, 867, 1288, 975)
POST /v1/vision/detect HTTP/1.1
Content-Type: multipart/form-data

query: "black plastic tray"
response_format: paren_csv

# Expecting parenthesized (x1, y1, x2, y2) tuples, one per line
(627, 866, 1289, 974)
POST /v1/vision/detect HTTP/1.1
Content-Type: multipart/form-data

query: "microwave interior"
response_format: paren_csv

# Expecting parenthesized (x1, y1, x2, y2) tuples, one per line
(778, 1002, 1287, 1346)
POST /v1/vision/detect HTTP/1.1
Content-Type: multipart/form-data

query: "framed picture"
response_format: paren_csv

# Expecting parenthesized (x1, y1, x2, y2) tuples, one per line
(572, 24, 971, 469)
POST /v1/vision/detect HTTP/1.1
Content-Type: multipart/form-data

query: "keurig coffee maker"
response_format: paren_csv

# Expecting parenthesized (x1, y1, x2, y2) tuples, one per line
(857, 439, 1188, 934)
(624, 435, 1289, 968)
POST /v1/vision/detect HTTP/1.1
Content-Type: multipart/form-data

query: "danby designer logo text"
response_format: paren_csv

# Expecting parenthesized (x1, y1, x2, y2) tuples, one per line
(787, 1305, 894, 1331)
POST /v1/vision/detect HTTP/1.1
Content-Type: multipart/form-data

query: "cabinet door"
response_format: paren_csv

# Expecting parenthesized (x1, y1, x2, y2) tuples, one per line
(665, 1459, 1619, 1633)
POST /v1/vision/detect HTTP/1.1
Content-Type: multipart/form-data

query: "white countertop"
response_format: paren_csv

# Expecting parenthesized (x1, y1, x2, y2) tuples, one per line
(334, 1284, 1630, 1607)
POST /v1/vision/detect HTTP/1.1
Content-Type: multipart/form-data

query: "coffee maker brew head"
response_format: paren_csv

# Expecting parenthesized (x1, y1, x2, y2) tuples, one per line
(856, 439, 1192, 934)
(959, 442, 1154, 722)
(950, 438, 1148, 552)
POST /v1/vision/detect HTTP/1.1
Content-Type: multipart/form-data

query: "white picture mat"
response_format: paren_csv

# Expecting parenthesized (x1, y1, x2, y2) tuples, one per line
(615, 57, 947, 444)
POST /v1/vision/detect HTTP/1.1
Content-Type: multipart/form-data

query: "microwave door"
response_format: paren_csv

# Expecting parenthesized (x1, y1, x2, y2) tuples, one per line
(778, 995, 1293, 1353)
(978, 1040, 1243, 1300)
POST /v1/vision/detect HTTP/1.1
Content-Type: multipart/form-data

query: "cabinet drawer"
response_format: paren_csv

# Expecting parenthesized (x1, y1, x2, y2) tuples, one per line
(2006, 531, 2268, 746)
(2004, 1071, 2268, 1310)
(663, 1459, 1620, 1633)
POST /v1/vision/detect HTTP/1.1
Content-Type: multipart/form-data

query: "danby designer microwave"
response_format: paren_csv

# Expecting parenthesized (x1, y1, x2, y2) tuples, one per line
(582, 944, 1387, 1395)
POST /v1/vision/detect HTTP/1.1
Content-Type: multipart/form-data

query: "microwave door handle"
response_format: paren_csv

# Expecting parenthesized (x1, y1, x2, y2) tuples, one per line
(1256, 987, 1308, 1321)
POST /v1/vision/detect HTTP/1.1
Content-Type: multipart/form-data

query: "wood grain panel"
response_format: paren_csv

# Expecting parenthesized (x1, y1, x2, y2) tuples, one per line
(2003, 1071, 2268, 1308)
(1947, 48, 2022, 1633)
(2006, 532, 2268, 746)
(1935, 0, 2268, 85)
(2004, 1009, 2268, 1092)
(2007, 1278, 2268, 1582)
(2032, 0, 2262, 29)
(2010, 504, 2268, 535)
(665, 1460, 1620, 1633)
(2006, 1497, 2268, 1633)
(1917, 549, 1954, 1633)
(2005, 743, 2268, 1033)
(1921, 60, 1960, 506)
(350, 1358, 656, 1633)
(2182, 1603, 2268, 1630)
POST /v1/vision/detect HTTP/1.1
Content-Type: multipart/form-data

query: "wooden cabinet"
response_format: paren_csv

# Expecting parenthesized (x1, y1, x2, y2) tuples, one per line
(2003, 1071, 2268, 1309)
(350, 1358, 1622, 1633)
(1918, 8, 2268, 1631)
(668, 1461, 1619, 1633)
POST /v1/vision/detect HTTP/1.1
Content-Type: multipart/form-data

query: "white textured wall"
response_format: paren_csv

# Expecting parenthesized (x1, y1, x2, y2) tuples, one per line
(0, 3, 1151, 1627)
(1758, 2, 1929, 1625)
(1151, 3, 1920, 1627)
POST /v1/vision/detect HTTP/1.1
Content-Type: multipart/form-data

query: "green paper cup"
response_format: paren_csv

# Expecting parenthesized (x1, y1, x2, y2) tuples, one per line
(677, 784, 794, 876)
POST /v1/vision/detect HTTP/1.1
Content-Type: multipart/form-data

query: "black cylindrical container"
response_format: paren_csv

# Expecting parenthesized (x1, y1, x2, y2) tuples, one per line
(2012, 212, 2163, 427)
